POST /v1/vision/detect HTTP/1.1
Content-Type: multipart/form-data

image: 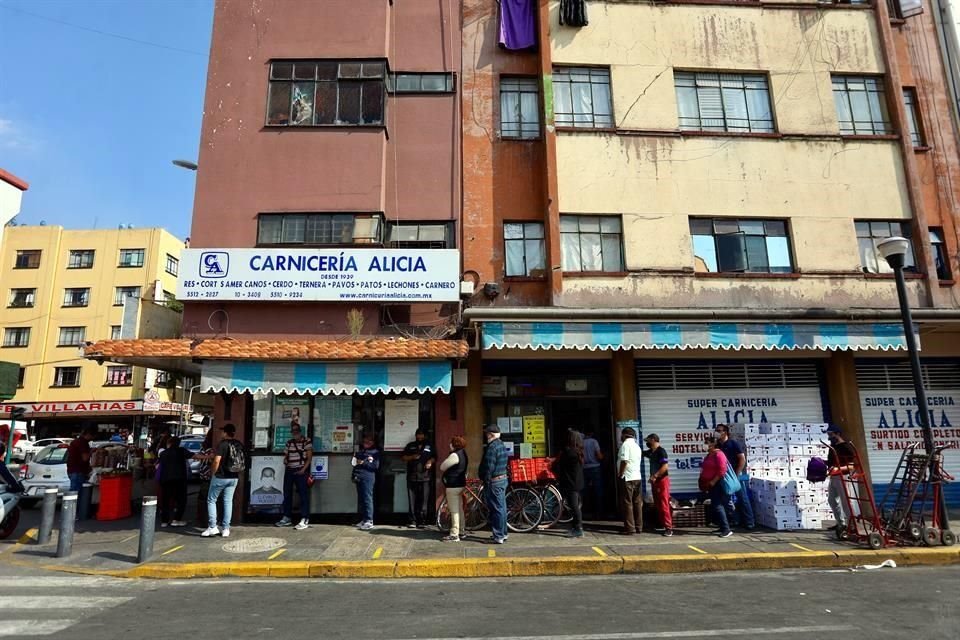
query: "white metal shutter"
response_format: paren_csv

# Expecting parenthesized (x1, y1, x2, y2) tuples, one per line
(636, 362, 825, 495)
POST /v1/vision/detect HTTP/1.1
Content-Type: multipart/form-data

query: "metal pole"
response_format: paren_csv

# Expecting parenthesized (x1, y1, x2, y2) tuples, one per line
(137, 496, 158, 563)
(77, 482, 93, 520)
(37, 488, 58, 544)
(891, 264, 935, 454)
(56, 493, 77, 558)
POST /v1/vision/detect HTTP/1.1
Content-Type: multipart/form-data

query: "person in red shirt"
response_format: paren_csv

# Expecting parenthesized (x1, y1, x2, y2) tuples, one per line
(67, 427, 97, 492)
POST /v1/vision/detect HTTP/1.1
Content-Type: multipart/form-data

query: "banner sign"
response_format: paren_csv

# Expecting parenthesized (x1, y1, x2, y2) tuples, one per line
(177, 248, 460, 302)
(2, 401, 189, 415)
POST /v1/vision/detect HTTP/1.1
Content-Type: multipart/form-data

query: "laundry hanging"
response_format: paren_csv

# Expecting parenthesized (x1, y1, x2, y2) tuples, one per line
(499, 0, 537, 50)
(559, 0, 589, 28)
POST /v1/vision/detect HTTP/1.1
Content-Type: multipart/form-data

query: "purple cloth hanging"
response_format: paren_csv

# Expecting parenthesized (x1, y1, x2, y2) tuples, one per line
(499, 0, 536, 51)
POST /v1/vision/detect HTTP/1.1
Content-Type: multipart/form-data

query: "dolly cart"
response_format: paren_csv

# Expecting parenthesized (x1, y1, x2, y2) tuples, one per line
(829, 441, 891, 550)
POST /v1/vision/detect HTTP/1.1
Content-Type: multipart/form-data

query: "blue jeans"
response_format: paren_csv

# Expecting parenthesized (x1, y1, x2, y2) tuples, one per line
(356, 472, 375, 523)
(207, 476, 238, 529)
(582, 466, 603, 516)
(709, 484, 731, 535)
(68, 472, 86, 493)
(485, 478, 508, 540)
(725, 473, 755, 529)
(283, 469, 311, 520)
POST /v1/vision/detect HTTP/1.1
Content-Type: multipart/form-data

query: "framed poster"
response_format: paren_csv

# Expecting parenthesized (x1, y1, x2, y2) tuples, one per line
(250, 456, 285, 506)
(273, 396, 308, 452)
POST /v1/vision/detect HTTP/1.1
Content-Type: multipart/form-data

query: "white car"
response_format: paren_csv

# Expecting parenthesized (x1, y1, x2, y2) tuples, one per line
(18, 441, 114, 507)
(11, 438, 71, 463)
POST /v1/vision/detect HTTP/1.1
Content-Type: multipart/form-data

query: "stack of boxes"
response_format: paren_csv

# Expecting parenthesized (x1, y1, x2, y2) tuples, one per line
(730, 423, 833, 530)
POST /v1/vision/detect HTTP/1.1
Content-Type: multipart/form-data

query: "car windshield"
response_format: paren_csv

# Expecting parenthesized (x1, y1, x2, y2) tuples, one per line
(182, 440, 203, 452)
(34, 445, 69, 465)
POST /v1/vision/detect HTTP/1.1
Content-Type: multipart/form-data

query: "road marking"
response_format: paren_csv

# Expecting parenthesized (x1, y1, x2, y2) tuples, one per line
(592, 546, 607, 557)
(790, 543, 815, 553)
(487, 549, 496, 558)
(161, 545, 184, 556)
(2, 596, 132, 609)
(0, 620, 76, 637)
(268, 548, 287, 560)
(0, 577, 114, 588)
(372, 546, 383, 559)
(687, 545, 708, 555)
(398, 625, 856, 640)
(17, 528, 38, 544)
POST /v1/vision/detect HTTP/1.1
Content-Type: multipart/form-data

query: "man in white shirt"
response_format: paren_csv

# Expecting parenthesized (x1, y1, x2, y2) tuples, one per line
(618, 427, 644, 535)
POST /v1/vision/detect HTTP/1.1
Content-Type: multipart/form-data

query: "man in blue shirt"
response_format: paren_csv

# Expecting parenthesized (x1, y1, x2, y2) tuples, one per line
(478, 424, 509, 544)
(716, 424, 755, 530)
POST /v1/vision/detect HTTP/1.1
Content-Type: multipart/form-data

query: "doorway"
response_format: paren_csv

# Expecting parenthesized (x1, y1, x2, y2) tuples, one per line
(547, 396, 616, 518)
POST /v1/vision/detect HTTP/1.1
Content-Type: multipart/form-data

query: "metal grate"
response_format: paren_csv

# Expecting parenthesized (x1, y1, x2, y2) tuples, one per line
(636, 362, 820, 390)
(855, 361, 960, 391)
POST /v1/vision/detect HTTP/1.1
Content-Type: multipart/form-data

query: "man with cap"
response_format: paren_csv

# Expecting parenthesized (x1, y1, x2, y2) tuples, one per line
(826, 425, 856, 532)
(617, 427, 644, 535)
(401, 428, 435, 528)
(478, 424, 509, 544)
(203, 423, 242, 538)
(643, 433, 672, 536)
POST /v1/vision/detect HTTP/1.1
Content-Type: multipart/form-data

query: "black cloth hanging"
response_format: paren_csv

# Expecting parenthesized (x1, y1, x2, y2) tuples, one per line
(559, 0, 589, 28)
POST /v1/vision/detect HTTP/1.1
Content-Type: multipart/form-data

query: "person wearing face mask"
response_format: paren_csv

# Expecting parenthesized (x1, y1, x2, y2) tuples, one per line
(699, 435, 733, 538)
(352, 434, 380, 531)
(826, 425, 856, 532)
(478, 424, 509, 544)
(438, 435, 469, 541)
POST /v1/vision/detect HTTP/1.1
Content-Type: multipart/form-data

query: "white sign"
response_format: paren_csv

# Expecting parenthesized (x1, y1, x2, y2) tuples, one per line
(250, 456, 285, 506)
(384, 398, 420, 452)
(177, 248, 460, 302)
(311, 456, 329, 480)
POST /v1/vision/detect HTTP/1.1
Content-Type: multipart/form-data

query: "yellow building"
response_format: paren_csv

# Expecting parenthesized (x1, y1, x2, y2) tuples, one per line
(0, 225, 193, 438)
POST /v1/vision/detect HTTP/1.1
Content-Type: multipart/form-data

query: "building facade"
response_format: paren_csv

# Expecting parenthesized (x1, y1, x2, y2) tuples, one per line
(0, 169, 28, 249)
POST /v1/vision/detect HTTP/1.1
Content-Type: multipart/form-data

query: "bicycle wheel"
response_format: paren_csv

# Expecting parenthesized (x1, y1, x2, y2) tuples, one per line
(463, 487, 489, 531)
(539, 485, 564, 529)
(436, 497, 451, 530)
(506, 486, 544, 533)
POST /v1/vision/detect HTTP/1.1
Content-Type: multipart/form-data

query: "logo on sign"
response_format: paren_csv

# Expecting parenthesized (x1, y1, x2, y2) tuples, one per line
(200, 252, 228, 278)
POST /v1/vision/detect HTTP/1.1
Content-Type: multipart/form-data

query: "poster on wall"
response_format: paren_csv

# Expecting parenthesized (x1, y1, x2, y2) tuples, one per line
(250, 456, 285, 506)
(273, 396, 309, 452)
(311, 455, 329, 480)
(313, 396, 355, 453)
(384, 398, 420, 451)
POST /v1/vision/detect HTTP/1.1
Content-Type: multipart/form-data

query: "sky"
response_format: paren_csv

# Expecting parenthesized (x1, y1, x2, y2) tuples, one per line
(0, 0, 214, 241)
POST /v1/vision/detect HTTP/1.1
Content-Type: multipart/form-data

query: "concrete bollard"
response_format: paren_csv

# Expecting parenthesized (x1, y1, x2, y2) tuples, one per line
(37, 488, 58, 545)
(78, 482, 93, 520)
(56, 493, 77, 558)
(137, 496, 158, 564)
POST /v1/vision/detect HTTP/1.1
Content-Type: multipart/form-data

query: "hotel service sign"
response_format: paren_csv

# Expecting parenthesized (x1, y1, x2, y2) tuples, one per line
(177, 248, 460, 303)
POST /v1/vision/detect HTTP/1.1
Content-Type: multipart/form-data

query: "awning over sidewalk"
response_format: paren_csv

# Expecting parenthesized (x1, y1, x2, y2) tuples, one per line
(201, 360, 454, 395)
(481, 321, 915, 352)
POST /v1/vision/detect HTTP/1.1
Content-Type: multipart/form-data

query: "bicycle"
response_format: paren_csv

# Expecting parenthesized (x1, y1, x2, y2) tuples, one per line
(536, 481, 573, 529)
(436, 479, 545, 534)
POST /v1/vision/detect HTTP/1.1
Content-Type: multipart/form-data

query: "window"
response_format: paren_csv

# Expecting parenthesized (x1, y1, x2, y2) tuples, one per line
(165, 254, 179, 276)
(53, 367, 81, 387)
(855, 220, 916, 274)
(111, 325, 123, 340)
(553, 67, 613, 129)
(560, 215, 624, 272)
(14, 250, 41, 269)
(68, 250, 95, 269)
(119, 248, 145, 267)
(114, 286, 141, 306)
(902, 88, 925, 147)
(931, 228, 951, 280)
(105, 366, 133, 386)
(8, 288, 35, 308)
(17, 367, 24, 388)
(387, 72, 455, 93)
(504, 222, 546, 277)
(500, 77, 541, 139)
(266, 60, 386, 126)
(63, 288, 90, 308)
(155, 370, 173, 387)
(58, 326, 86, 347)
(690, 218, 794, 273)
(257, 213, 382, 245)
(3, 328, 30, 348)
(832, 75, 892, 136)
(385, 223, 452, 249)
(675, 71, 775, 133)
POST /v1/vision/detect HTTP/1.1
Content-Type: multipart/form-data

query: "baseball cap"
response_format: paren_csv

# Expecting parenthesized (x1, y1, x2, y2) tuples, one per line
(826, 424, 842, 434)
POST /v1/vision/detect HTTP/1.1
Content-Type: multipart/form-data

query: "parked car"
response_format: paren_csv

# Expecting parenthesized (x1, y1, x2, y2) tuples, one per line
(10, 438, 71, 463)
(180, 437, 206, 479)
(18, 441, 115, 507)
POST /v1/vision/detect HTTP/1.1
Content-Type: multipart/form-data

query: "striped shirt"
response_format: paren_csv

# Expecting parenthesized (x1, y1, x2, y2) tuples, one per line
(284, 437, 313, 470)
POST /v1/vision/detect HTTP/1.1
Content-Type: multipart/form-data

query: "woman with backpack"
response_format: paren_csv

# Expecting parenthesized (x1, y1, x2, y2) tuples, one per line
(438, 435, 468, 541)
(203, 423, 245, 538)
(699, 435, 733, 539)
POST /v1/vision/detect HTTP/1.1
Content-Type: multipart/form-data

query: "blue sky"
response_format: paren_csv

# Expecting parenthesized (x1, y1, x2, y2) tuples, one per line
(0, 0, 213, 240)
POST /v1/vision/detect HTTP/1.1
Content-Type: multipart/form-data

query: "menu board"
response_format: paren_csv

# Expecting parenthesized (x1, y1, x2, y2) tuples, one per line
(313, 396, 355, 453)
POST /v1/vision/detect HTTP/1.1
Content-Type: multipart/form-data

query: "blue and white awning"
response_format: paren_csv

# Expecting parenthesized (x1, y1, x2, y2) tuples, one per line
(481, 322, 915, 352)
(202, 360, 452, 395)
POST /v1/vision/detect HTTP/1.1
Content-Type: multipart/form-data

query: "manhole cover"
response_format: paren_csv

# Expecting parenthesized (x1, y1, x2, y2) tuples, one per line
(222, 537, 286, 554)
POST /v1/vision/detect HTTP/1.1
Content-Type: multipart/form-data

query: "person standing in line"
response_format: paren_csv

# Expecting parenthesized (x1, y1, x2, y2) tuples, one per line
(582, 429, 604, 518)
(401, 428, 435, 528)
(715, 424, 755, 530)
(66, 427, 97, 493)
(554, 430, 585, 538)
(353, 433, 380, 531)
(617, 427, 644, 535)
(202, 423, 243, 538)
(700, 435, 733, 538)
(826, 425, 856, 532)
(276, 420, 313, 531)
(439, 435, 469, 542)
(158, 436, 192, 527)
(643, 433, 673, 537)
(478, 424, 509, 544)
(193, 430, 216, 525)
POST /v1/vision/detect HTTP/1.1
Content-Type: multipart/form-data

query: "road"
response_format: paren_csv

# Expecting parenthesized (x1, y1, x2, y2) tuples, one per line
(0, 564, 956, 639)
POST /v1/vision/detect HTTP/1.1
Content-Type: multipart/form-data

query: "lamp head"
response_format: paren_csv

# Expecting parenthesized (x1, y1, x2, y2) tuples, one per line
(877, 236, 910, 270)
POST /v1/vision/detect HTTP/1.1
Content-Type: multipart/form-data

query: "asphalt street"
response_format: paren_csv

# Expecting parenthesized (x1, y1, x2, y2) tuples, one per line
(0, 564, 956, 639)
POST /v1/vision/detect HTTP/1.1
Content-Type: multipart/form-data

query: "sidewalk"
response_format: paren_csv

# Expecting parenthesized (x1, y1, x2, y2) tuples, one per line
(3, 507, 958, 579)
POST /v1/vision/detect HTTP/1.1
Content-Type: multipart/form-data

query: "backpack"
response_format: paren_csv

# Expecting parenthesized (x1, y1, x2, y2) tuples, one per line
(226, 439, 246, 474)
(807, 457, 828, 483)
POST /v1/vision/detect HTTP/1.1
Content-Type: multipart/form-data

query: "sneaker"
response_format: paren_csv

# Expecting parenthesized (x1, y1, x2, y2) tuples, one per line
(276, 517, 293, 527)
(171, 520, 187, 527)
(566, 529, 584, 538)
(718, 530, 733, 538)
(663, 529, 674, 537)
(360, 522, 374, 531)
(493, 537, 506, 544)
(294, 519, 309, 531)
(354, 521, 364, 528)
(201, 526, 220, 537)
(654, 527, 666, 533)
(221, 528, 231, 538)
(406, 522, 417, 529)
(442, 535, 460, 542)
(416, 523, 426, 529)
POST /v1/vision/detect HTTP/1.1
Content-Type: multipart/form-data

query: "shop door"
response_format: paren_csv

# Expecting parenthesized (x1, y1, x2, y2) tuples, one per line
(547, 397, 616, 517)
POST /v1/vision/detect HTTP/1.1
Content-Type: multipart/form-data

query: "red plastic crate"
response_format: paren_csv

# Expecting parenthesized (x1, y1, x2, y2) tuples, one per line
(508, 459, 536, 483)
(534, 457, 556, 481)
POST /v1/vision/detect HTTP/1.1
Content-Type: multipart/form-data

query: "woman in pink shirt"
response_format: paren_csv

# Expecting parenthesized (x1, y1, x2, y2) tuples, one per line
(699, 435, 733, 538)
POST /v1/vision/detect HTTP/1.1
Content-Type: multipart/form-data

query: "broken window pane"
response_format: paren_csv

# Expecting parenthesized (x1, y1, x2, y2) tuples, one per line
(267, 83, 292, 125)
(338, 82, 362, 124)
(291, 83, 315, 125)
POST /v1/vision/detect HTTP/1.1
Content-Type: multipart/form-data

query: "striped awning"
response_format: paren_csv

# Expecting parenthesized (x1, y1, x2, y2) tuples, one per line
(201, 360, 453, 395)
(481, 322, 915, 352)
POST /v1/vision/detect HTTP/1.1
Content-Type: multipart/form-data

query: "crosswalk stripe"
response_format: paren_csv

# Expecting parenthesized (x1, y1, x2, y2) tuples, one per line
(0, 620, 76, 637)
(2, 596, 132, 609)
(0, 577, 115, 588)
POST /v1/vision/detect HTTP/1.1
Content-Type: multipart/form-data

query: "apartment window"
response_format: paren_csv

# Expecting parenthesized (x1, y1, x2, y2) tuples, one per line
(119, 248, 145, 267)
(155, 370, 173, 387)
(387, 72, 455, 93)
(832, 75, 893, 136)
(8, 288, 35, 308)
(58, 326, 86, 347)
(690, 218, 794, 273)
(856, 220, 916, 274)
(3, 328, 30, 348)
(63, 288, 90, 308)
(165, 254, 179, 276)
(68, 250, 95, 269)
(111, 325, 123, 340)
(500, 77, 541, 139)
(53, 367, 81, 387)
(385, 223, 452, 249)
(553, 67, 613, 129)
(257, 213, 382, 245)
(14, 250, 41, 269)
(560, 215, 624, 273)
(931, 228, 951, 280)
(504, 222, 546, 277)
(17, 367, 24, 388)
(105, 366, 133, 387)
(266, 60, 386, 126)
(675, 71, 774, 133)
(902, 88, 925, 147)
(114, 286, 141, 306)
